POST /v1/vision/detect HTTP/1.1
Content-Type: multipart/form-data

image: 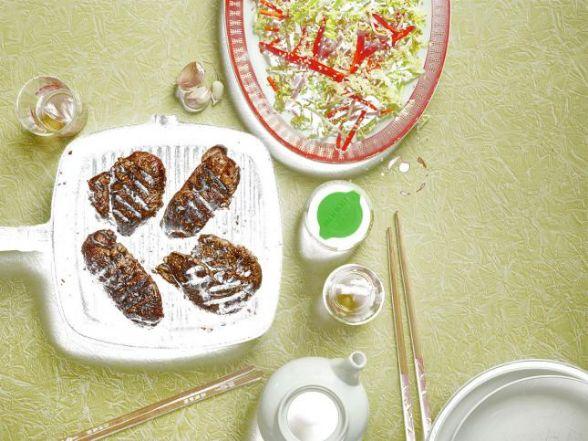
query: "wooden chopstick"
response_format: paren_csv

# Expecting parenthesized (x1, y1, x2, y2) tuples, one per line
(393, 212, 432, 439)
(387, 227, 417, 441)
(64, 366, 263, 441)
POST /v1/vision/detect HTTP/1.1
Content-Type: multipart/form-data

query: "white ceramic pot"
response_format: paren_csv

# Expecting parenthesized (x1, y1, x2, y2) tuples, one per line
(257, 352, 370, 441)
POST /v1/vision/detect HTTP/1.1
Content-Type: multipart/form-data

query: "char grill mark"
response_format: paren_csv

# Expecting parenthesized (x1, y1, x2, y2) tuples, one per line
(82, 229, 163, 326)
(156, 234, 261, 314)
(110, 152, 166, 236)
(87, 152, 166, 236)
(162, 146, 240, 238)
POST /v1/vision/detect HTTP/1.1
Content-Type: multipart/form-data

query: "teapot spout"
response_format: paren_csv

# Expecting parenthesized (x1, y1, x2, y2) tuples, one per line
(332, 351, 367, 385)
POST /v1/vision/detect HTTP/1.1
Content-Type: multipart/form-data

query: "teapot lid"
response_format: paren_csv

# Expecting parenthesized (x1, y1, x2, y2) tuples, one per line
(278, 386, 348, 441)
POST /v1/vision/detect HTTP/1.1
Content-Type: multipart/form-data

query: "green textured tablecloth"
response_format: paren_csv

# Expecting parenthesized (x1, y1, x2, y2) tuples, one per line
(0, 1, 586, 439)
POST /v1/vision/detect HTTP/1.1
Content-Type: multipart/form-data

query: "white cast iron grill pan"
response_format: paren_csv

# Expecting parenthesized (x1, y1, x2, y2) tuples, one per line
(0, 115, 283, 366)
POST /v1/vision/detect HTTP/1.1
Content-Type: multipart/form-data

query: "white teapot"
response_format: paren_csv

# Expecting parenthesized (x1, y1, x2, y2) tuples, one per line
(257, 352, 370, 441)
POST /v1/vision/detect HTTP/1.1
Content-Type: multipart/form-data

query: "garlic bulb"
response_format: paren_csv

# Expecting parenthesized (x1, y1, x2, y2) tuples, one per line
(176, 85, 211, 113)
(175, 61, 223, 113)
(184, 86, 212, 113)
(211, 80, 225, 106)
(176, 61, 205, 90)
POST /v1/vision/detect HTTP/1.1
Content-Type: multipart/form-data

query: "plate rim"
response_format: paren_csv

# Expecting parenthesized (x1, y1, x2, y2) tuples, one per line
(450, 374, 588, 441)
(428, 359, 588, 441)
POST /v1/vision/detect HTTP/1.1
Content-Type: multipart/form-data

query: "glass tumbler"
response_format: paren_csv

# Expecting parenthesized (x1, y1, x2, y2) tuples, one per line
(15, 76, 86, 137)
(323, 264, 385, 325)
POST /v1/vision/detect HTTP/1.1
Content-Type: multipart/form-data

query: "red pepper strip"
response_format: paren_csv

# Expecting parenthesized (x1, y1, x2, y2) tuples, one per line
(328, 96, 376, 120)
(259, 9, 284, 19)
(312, 17, 327, 57)
(265, 25, 280, 32)
(372, 13, 397, 33)
(349, 32, 365, 74)
(326, 104, 350, 119)
(260, 0, 284, 15)
(292, 26, 307, 55)
(336, 110, 367, 151)
(259, 42, 347, 82)
(349, 33, 380, 74)
(350, 94, 378, 111)
(267, 76, 279, 92)
(372, 14, 414, 44)
(392, 25, 415, 44)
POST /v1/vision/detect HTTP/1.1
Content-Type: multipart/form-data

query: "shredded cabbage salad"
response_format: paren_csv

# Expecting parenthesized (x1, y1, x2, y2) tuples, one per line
(254, 0, 425, 150)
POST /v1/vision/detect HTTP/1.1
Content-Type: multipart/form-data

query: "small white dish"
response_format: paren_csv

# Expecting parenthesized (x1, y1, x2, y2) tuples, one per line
(451, 375, 588, 441)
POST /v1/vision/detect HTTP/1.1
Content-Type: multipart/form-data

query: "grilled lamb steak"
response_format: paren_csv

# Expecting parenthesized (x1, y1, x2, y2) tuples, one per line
(162, 146, 240, 238)
(87, 151, 166, 236)
(82, 229, 164, 326)
(156, 234, 262, 314)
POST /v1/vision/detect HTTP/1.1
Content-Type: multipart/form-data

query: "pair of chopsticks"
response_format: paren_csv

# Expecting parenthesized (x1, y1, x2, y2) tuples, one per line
(387, 212, 432, 441)
(64, 365, 263, 441)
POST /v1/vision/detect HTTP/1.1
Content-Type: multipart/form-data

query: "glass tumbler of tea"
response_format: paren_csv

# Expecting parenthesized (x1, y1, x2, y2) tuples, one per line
(323, 264, 385, 326)
(15, 76, 86, 137)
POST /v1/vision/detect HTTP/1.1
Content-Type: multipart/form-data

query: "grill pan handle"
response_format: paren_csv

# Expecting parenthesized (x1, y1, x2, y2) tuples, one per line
(0, 223, 51, 252)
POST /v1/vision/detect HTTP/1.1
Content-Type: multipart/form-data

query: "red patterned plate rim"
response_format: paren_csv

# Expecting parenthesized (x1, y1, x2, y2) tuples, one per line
(224, 0, 450, 164)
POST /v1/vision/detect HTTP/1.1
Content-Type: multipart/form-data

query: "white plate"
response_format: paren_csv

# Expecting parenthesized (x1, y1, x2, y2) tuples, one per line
(452, 375, 588, 441)
(221, 0, 450, 177)
(428, 360, 588, 441)
(0, 115, 283, 366)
